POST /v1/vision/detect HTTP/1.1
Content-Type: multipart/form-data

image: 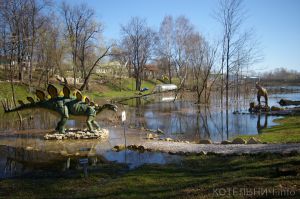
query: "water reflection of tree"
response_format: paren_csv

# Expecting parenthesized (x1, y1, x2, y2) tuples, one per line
(195, 105, 210, 140)
(4, 158, 17, 177)
(0, 109, 62, 132)
(142, 101, 232, 141)
(128, 98, 147, 128)
(207, 107, 224, 140)
(158, 102, 213, 140)
(158, 101, 184, 136)
(1, 145, 106, 178)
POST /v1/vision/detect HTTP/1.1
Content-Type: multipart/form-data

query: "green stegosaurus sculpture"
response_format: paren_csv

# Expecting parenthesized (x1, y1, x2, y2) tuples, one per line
(2, 84, 117, 134)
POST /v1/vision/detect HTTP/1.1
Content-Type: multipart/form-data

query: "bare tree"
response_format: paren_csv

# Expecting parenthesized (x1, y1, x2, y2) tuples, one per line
(0, 6, 10, 80)
(110, 47, 130, 90)
(61, 2, 94, 87)
(215, 0, 262, 138)
(27, 0, 50, 86)
(157, 15, 174, 83)
(79, 46, 111, 91)
(215, 0, 245, 111)
(189, 32, 218, 104)
(0, 0, 50, 85)
(77, 17, 102, 90)
(0, 0, 32, 82)
(173, 16, 195, 98)
(61, 2, 109, 90)
(120, 17, 155, 91)
(35, 14, 66, 87)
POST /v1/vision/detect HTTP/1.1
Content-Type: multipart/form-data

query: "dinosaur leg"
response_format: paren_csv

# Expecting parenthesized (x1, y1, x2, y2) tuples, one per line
(92, 120, 101, 130)
(56, 117, 68, 134)
(257, 94, 261, 106)
(86, 106, 99, 132)
(56, 106, 69, 134)
(87, 115, 95, 132)
(265, 94, 268, 107)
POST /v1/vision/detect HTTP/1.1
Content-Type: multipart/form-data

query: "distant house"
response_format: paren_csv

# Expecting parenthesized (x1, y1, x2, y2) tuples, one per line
(96, 61, 127, 78)
(55, 75, 81, 84)
(0, 55, 30, 70)
(144, 64, 160, 79)
(96, 65, 111, 74)
(242, 76, 260, 85)
(243, 76, 260, 80)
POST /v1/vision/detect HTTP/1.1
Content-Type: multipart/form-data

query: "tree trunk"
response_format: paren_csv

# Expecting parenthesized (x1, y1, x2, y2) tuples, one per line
(18, 63, 23, 82)
(168, 59, 172, 84)
(79, 47, 110, 91)
(135, 76, 141, 91)
(73, 65, 77, 87)
(225, 36, 230, 139)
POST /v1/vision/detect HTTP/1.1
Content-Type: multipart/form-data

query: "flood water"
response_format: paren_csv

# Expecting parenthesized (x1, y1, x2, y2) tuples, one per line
(1, 89, 299, 142)
(125, 91, 300, 141)
(0, 133, 181, 179)
(0, 88, 299, 178)
(0, 110, 181, 178)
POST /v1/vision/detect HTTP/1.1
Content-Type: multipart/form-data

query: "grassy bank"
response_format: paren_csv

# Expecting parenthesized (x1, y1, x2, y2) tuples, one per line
(236, 116, 300, 143)
(0, 82, 34, 101)
(86, 78, 157, 100)
(0, 153, 299, 198)
(0, 78, 158, 102)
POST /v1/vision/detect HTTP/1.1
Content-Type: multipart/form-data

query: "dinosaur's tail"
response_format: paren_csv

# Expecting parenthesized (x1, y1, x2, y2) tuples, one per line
(2, 84, 64, 113)
(96, 104, 118, 114)
(1, 98, 37, 113)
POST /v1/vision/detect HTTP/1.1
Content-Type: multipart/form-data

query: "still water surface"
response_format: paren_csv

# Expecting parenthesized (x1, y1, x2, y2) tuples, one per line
(2, 92, 298, 141)
(0, 90, 299, 178)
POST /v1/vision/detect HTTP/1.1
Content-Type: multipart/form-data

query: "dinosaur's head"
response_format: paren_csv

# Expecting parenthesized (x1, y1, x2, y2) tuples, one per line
(255, 82, 261, 90)
(96, 103, 118, 114)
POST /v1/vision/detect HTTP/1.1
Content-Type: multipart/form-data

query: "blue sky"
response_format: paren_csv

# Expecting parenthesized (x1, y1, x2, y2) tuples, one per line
(59, 0, 300, 72)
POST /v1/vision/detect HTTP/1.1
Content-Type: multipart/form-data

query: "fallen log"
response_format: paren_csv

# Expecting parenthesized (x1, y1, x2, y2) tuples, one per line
(279, 99, 300, 106)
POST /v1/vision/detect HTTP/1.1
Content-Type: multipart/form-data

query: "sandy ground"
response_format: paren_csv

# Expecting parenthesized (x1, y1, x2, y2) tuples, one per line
(1, 127, 299, 155)
(140, 140, 300, 154)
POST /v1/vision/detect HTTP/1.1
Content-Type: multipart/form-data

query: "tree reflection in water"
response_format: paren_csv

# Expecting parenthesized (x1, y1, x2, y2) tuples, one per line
(0, 95, 280, 142)
(137, 98, 278, 142)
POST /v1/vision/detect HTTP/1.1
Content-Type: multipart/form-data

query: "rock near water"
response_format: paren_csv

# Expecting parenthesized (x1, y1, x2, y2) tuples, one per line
(247, 137, 262, 144)
(221, 140, 232, 145)
(232, 137, 247, 144)
(44, 129, 109, 140)
(197, 139, 212, 144)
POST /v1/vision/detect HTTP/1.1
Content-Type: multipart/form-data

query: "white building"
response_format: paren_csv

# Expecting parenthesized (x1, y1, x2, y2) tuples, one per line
(153, 84, 177, 93)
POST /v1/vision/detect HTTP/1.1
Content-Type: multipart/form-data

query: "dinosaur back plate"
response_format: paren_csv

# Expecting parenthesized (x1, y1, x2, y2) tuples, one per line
(47, 84, 58, 99)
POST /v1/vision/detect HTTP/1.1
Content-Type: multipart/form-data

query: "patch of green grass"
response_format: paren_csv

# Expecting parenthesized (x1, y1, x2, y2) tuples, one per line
(0, 77, 158, 103)
(116, 78, 157, 92)
(0, 69, 5, 79)
(88, 78, 157, 100)
(235, 116, 300, 143)
(88, 90, 136, 100)
(0, 82, 34, 102)
(0, 82, 37, 119)
(0, 154, 299, 198)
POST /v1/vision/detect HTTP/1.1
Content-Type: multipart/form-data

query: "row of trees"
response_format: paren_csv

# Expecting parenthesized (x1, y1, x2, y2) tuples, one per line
(0, 0, 50, 85)
(0, 0, 261, 103)
(0, 0, 110, 91)
(262, 68, 300, 81)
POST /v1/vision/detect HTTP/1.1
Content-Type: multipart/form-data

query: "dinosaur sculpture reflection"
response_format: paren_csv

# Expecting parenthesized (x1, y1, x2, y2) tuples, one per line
(2, 84, 117, 134)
